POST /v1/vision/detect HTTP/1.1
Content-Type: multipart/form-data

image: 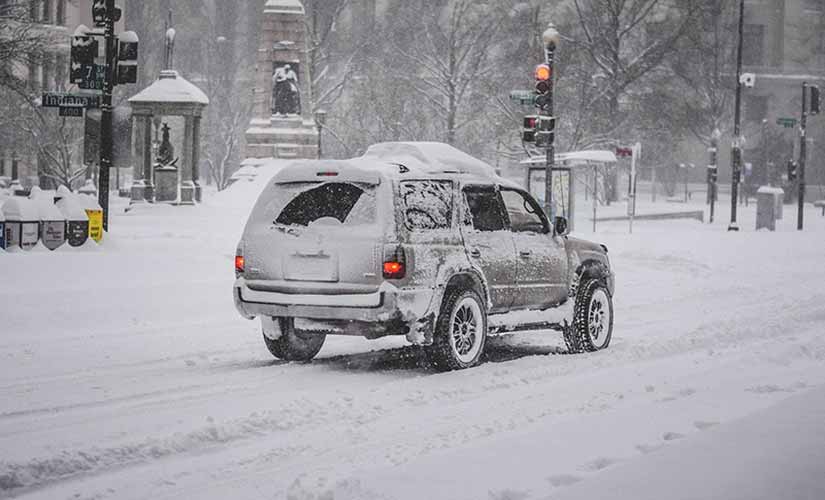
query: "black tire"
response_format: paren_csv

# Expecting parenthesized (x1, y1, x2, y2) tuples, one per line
(263, 318, 326, 362)
(426, 287, 487, 371)
(567, 279, 614, 353)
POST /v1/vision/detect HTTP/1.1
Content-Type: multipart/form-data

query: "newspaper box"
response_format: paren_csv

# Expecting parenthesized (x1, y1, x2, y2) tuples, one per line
(2, 197, 39, 250)
(56, 186, 89, 247)
(77, 194, 103, 243)
(30, 187, 66, 250)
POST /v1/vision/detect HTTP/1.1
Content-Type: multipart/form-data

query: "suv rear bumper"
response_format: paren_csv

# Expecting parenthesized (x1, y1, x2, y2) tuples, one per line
(233, 278, 433, 327)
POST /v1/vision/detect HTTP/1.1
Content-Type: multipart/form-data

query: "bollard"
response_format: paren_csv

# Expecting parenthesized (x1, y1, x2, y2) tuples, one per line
(0, 208, 5, 251)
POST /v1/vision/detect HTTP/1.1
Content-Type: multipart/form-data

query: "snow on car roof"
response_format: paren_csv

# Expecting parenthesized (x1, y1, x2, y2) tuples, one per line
(269, 143, 503, 186)
(360, 142, 498, 178)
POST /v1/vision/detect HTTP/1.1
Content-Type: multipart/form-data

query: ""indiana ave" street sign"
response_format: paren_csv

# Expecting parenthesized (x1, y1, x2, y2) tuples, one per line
(42, 92, 101, 109)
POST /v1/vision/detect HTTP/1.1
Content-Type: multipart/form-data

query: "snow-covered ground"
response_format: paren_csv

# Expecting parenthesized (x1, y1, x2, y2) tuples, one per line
(1, 171, 824, 500)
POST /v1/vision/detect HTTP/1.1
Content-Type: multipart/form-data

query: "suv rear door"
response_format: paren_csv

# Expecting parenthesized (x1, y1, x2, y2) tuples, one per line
(460, 184, 518, 312)
(499, 187, 568, 309)
(242, 172, 388, 294)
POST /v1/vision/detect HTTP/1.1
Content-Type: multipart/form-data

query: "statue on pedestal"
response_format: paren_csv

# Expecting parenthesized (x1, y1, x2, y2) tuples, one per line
(155, 123, 178, 168)
(272, 62, 301, 116)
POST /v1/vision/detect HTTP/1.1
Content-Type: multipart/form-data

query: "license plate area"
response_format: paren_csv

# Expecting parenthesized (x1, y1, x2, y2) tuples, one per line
(283, 252, 339, 282)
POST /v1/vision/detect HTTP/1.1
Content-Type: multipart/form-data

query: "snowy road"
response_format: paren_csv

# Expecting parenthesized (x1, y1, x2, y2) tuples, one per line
(2, 188, 825, 500)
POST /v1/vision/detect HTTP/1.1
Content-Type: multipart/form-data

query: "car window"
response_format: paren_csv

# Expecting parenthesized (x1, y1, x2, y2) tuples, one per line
(400, 180, 453, 230)
(463, 187, 506, 232)
(500, 189, 548, 233)
(273, 182, 376, 227)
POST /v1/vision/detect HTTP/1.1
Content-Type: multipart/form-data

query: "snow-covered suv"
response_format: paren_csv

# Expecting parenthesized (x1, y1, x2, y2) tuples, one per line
(233, 142, 615, 370)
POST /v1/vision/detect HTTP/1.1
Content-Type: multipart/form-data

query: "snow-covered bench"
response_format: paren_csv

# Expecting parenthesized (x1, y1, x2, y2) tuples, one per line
(814, 200, 825, 216)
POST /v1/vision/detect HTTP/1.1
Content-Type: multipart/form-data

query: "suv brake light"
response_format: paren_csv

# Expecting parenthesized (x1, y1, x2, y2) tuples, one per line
(235, 255, 245, 275)
(383, 245, 406, 279)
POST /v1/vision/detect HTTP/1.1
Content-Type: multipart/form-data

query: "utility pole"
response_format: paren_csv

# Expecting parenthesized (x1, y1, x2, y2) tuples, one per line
(728, 0, 745, 231)
(708, 128, 720, 223)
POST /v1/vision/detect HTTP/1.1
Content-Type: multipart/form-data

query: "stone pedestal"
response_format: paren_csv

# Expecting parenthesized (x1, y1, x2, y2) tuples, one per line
(246, 116, 319, 160)
(155, 166, 178, 203)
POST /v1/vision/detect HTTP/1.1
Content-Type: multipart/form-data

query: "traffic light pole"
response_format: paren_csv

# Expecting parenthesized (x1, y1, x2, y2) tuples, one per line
(543, 43, 555, 222)
(97, 0, 116, 232)
(797, 82, 808, 231)
(728, 0, 745, 231)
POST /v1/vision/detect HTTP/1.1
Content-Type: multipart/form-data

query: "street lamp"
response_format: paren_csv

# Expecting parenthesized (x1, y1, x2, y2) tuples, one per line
(728, 0, 745, 231)
(541, 23, 560, 222)
(314, 109, 327, 159)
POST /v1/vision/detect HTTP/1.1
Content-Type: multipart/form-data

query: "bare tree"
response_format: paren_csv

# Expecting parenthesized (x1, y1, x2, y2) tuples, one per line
(391, 0, 511, 146)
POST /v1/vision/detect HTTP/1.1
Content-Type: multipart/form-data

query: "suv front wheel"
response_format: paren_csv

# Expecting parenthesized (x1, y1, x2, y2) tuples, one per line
(565, 279, 614, 353)
(427, 288, 487, 370)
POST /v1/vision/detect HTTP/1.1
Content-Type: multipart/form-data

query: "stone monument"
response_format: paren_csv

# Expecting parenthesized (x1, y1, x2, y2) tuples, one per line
(129, 26, 208, 206)
(245, 0, 319, 160)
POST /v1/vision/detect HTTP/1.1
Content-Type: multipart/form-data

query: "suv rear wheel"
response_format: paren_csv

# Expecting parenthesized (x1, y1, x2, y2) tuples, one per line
(427, 288, 487, 370)
(565, 279, 613, 353)
(263, 318, 326, 361)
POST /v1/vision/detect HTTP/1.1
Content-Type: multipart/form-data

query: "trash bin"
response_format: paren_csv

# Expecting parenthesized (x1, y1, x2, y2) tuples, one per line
(30, 187, 66, 251)
(2, 197, 40, 250)
(77, 193, 104, 243)
(774, 188, 784, 220)
(756, 186, 783, 231)
(55, 186, 89, 247)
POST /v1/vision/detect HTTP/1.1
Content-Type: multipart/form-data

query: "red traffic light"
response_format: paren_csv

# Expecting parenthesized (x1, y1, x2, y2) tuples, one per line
(535, 64, 551, 81)
(523, 115, 538, 129)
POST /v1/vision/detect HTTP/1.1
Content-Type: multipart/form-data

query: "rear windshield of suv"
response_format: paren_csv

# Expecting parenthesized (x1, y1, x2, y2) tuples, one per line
(400, 180, 452, 230)
(255, 182, 376, 227)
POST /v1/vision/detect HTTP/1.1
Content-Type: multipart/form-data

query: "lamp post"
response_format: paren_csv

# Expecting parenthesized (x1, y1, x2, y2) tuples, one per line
(314, 109, 327, 160)
(728, 0, 745, 231)
(542, 24, 560, 222)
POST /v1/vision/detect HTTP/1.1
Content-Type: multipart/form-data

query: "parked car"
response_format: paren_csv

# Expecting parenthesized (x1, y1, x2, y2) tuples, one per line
(233, 142, 614, 370)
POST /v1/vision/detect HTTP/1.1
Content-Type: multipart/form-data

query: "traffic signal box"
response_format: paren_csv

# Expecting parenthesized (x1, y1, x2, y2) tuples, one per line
(810, 85, 820, 115)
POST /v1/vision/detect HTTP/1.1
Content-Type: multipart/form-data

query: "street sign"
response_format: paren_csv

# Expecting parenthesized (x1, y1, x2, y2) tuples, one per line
(777, 117, 797, 128)
(509, 90, 537, 105)
(78, 64, 106, 90)
(59, 104, 84, 117)
(42, 92, 101, 109)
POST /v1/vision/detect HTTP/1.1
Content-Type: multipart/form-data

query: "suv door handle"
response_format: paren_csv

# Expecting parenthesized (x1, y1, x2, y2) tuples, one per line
(470, 248, 482, 258)
(519, 250, 532, 258)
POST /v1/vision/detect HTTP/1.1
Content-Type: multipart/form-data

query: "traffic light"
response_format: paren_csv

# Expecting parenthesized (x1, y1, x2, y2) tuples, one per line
(70, 35, 97, 84)
(534, 63, 552, 111)
(787, 160, 798, 182)
(708, 146, 717, 168)
(522, 115, 537, 143)
(810, 85, 820, 115)
(92, 0, 106, 26)
(116, 31, 139, 84)
(92, 0, 121, 27)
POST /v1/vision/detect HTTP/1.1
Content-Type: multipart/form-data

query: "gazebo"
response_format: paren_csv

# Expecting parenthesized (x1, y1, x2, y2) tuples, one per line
(128, 68, 209, 205)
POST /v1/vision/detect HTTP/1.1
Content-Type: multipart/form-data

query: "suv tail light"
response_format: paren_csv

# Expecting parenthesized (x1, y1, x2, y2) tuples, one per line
(235, 254, 245, 276)
(383, 245, 406, 279)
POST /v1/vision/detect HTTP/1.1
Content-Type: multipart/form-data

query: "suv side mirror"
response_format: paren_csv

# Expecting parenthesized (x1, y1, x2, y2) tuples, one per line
(554, 216, 568, 236)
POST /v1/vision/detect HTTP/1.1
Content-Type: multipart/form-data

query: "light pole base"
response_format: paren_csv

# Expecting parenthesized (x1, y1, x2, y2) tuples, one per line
(727, 223, 740, 231)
